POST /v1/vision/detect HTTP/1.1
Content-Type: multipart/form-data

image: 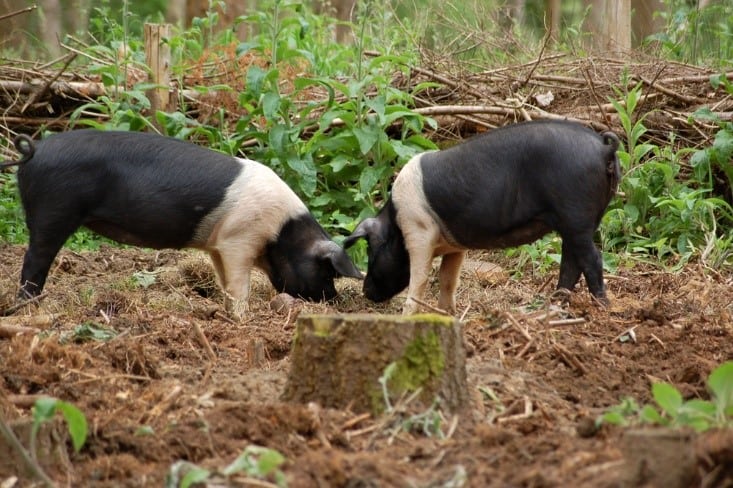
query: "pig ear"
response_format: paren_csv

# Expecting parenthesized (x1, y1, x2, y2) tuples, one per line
(313, 240, 364, 279)
(343, 217, 381, 248)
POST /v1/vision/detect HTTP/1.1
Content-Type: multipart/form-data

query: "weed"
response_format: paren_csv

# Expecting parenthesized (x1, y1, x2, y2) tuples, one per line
(167, 445, 287, 488)
(599, 361, 733, 432)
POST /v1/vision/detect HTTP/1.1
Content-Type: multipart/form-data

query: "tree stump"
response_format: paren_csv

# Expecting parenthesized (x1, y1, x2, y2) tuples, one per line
(281, 313, 469, 415)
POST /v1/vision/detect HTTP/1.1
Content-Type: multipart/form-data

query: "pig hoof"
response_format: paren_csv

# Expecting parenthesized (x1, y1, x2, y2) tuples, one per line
(437, 299, 456, 316)
(402, 298, 420, 316)
(551, 288, 573, 303)
(224, 295, 250, 321)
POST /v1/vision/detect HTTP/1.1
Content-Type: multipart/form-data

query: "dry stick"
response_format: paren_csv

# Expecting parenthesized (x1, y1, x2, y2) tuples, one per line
(635, 64, 669, 117)
(547, 318, 586, 326)
(8, 394, 47, 408)
(0, 324, 39, 338)
(0, 417, 56, 488)
(341, 412, 371, 431)
(503, 312, 532, 341)
(192, 321, 217, 361)
(552, 343, 587, 375)
(21, 53, 78, 114)
(519, 33, 552, 90)
(410, 65, 486, 100)
(660, 70, 733, 84)
(496, 396, 533, 423)
(638, 74, 706, 105)
(410, 297, 450, 315)
(0, 5, 38, 22)
(1, 293, 48, 316)
(581, 66, 610, 124)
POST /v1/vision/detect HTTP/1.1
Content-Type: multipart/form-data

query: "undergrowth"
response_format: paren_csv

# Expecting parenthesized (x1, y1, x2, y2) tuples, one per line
(0, 0, 731, 275)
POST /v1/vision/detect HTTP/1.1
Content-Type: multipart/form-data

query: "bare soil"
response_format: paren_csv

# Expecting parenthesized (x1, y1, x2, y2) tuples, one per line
(1, 243, 732, 487)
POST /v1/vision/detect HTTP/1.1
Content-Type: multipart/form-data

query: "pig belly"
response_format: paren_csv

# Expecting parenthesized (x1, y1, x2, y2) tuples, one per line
(456, 219, 552, 250)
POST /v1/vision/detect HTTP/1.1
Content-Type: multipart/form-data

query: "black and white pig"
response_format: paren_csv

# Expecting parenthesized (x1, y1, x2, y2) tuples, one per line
(1, 130, 363, 318)
(344, 120, 621, 315)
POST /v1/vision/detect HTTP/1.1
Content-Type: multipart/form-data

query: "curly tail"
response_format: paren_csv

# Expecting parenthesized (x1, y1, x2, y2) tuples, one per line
(1, 134, 36, 169)
(601, 130, 622, 193)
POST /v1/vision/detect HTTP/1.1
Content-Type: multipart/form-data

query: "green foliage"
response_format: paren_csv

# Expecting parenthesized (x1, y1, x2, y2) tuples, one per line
(601, 75, 733, 268)
(2, 0, 732, 274)
(167, 445, 287, 488)
(60, 323, 118, 344)
(0, 173, 25, 244)
(32, 397, 88, 453)
(599, 361, 733, 432)
(649, 0, 733, 66)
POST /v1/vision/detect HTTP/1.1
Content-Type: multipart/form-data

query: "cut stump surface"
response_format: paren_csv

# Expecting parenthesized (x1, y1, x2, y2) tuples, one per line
(282, 313, 469, 415)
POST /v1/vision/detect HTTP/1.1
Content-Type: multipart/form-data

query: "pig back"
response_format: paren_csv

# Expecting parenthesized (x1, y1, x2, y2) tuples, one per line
(16, 130, 245, 249)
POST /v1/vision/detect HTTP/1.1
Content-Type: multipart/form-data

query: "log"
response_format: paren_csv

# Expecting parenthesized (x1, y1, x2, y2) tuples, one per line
(282, 313, 469, 415)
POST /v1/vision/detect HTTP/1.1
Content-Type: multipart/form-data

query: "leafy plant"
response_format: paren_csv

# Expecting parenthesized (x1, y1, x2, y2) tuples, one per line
(32, 397, 89, 454)
(60, 322, 118, 344)
(601, 75, 733, 267)
(167, 445, 287, 488)
(599, 361, 733, 432)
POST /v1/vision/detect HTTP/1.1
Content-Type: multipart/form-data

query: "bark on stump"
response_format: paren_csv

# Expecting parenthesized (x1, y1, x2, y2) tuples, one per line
(281, 314, 469, 415)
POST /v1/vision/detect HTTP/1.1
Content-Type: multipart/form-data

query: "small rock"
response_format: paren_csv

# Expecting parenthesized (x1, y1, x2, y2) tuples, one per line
(575, 416, 599, 438)
(462, 259, 507, 286)
(270, 293, 298, 314)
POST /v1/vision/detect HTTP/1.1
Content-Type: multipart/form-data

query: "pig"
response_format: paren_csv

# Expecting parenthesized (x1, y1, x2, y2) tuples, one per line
(344, 120, 621, 315)
(1, 129, 363, 317)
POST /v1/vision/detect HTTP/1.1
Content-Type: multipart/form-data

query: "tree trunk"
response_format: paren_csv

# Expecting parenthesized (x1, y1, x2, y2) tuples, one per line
(584, 0, 631, 53)
(545, 0, 561, 41)
(282, 314, 470, 415)
(632, 0, 665, 47)
(39, 0, 62, 59)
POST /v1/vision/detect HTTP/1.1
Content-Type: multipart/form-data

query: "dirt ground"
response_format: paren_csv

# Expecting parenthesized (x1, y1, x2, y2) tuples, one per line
(0, 243, 732, 487)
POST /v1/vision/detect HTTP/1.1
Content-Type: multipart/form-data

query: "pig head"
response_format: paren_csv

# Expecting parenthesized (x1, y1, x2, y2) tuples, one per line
(345, 120, 621, 315)
(4, 130, 362, 318)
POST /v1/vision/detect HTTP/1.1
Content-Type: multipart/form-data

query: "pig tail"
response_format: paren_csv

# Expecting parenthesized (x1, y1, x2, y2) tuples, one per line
(1, 134, 36, 167)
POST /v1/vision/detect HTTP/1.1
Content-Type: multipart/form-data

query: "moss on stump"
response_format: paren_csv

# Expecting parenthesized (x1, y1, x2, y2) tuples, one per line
(281, 313, 469, 415)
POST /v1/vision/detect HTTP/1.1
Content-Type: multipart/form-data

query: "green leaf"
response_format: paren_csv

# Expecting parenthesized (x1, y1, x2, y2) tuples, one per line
(255, 447, 285, 475)
(639, 404, 665, 424)
(133, 271, 157, 289)
(652, 382, 683, 417)
(67, 323, 117, 343)
(246, 65, 267, 97)
(352, 125, 381, 155)
(56, 401, 89, 452)
(359, 165, 385, 196)
(599, 411, 626, 426)
(180, 467, 211, 488)
(680, 399, 716, 418)
(33, 397, 58, 424)
(708, 361, 733, 412)
(262, 92, 281, 121)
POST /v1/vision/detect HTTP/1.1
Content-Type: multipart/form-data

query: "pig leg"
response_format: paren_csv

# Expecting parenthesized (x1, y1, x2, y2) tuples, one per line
(437, 251, 465, 314)
(557, 239, 583, 293)
(19, 218, 82, 298)
(207, 250, 227, 291)
(216, 251, 254, 320)
(402, 243, 435, 316)
(558, 233, 606, 301)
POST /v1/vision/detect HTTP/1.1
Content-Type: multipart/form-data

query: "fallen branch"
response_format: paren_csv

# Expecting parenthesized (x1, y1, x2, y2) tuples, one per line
(0, 416, 55, 488)
(0, 5, 37, 23)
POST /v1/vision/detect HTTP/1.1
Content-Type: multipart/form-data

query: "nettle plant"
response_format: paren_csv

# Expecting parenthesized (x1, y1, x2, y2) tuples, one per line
(600, 74, 733, 269)
(600, 361, 733, 432)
